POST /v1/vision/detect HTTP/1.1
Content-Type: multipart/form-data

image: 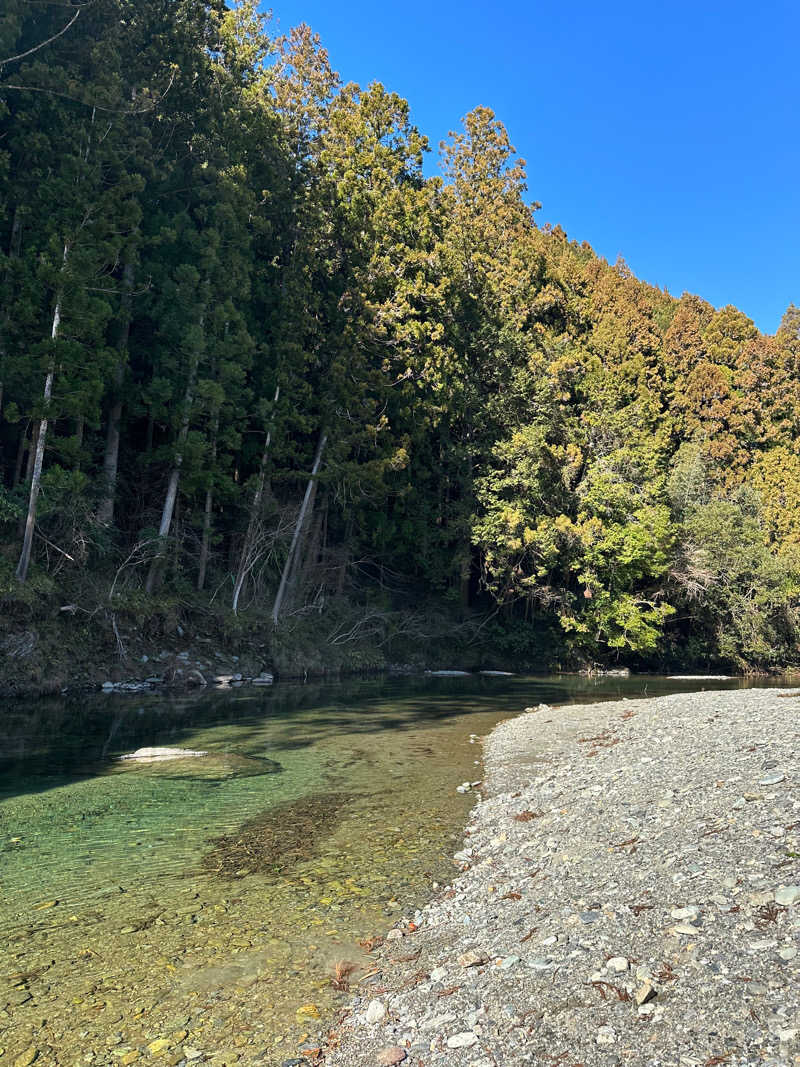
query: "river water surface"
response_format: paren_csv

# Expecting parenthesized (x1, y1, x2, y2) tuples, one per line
(0, 673, 782, 1064)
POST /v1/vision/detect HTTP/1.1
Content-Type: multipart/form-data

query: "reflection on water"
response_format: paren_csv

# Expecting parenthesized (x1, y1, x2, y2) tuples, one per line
(0, 672, 781, 1063)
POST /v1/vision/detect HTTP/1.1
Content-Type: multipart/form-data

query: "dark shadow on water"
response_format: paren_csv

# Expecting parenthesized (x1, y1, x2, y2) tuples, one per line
(0, 672, 783, 803)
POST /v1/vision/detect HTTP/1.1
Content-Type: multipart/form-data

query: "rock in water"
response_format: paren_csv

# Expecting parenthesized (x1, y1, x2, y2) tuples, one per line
(119, 746, 208, 763)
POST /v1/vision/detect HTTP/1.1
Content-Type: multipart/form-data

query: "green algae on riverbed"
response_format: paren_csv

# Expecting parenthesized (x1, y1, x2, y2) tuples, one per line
(0, 673, 781, 1065)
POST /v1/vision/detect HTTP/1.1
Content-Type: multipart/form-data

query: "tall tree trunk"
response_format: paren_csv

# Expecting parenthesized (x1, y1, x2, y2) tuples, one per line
(16, 420, 39, 536)
(144, 347, 200, 595)
(271, 430, 326, 625)
(98, 259, 134, 525)
(197, 405, 219, 592)
(23, 420, 39, 485)
(292, 489, 326, 607)
(232, 385, 280, 615)
(16, 244, 68, 583)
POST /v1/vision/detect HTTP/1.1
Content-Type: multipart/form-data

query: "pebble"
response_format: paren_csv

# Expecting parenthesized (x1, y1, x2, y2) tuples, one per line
(365, 1000, 386, 1024)
(606, 956, 629, 973)
(446, 1033, 478, 1048)
(775, 885, 800, 906)
(596, 1026, 616, 1046)
(634, 981, 658, 1006)
(376, 1048, 406, 1065)
(672, 922, 701, 935)
(13, 1052, 37, 1067)
(457, 950, 486, 968)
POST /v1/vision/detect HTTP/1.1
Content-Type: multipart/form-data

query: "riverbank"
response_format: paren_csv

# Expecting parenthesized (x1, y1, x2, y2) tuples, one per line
(324, 687, 800, 1067)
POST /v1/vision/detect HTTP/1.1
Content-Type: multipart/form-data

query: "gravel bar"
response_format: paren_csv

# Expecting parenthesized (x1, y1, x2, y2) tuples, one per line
(323, 687, 800, 1067)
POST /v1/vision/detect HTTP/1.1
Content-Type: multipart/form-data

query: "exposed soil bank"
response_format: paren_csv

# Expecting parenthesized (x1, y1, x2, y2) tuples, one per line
(324, 688, 800, 1067)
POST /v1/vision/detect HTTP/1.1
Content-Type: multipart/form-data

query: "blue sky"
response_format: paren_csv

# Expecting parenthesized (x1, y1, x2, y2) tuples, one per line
(266, 0, 799, 335)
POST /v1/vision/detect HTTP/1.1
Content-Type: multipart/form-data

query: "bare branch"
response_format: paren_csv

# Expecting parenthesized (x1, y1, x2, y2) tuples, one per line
(0, 8, 81, 67)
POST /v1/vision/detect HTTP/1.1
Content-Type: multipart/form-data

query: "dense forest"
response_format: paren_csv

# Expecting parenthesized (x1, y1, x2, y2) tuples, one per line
(1, 0, 799, 681)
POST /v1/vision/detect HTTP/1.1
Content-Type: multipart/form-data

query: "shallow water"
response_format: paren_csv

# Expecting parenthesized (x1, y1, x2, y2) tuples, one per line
(0, 672, 784, 1064)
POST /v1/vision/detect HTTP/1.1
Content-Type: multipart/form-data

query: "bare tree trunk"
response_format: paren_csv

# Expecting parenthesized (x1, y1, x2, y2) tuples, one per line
(23, 420, 38, 485)
(144, 347, 200, 595)
(292, 489, 326, 608)
(271, 430, 326, 626)
(232, 386, 280, 615)
(17, 244, 68, 582)
(197, 405, 219, 592)
(98, 260, 134, 525)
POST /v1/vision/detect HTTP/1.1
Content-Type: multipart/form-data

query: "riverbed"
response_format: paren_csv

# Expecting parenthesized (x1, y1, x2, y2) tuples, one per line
(0, 673, 783, 1065)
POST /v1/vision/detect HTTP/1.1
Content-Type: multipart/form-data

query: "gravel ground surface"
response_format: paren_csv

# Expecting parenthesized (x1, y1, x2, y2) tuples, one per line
(323, 687, 800, 1067)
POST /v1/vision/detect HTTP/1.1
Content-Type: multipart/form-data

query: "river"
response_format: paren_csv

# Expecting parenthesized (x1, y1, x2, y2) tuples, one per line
(0, 672, 783, 1065)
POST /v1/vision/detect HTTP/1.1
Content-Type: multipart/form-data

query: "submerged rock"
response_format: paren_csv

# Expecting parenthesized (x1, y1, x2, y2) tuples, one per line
(119, 747, 209, 763)
(115, 748, 282, 781)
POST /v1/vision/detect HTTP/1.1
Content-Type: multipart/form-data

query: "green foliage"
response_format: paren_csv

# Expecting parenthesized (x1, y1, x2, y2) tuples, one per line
(0, 2, 797, 672)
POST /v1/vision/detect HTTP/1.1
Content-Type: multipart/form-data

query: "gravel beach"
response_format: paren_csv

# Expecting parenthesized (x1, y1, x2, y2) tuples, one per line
(323, 687, 800, 1067)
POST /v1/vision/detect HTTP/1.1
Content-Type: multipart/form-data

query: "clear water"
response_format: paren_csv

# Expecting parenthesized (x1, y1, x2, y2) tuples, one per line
(0, 672, 783, 1064)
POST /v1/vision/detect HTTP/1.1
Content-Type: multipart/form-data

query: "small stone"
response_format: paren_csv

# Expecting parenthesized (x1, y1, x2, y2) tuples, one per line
(778, 946, 797, 961)
(671, 906, 700, 921)
(430, 966, 447, 982)
(634, 981, 658, 1006)
(775, 886, 800, 907)
(13, 1051, 38, 1067)
(446, 1032, 479, 1049)
(376, 1048, 407, 1065)
(596, 1025, 616, 1046)
(579, 911, 601, 923)
(365, 999, 387, 1024)
(120, 1054, 140, 1066)
(385, 929, 403, 941)
(759, 773, 785, 785)
(183, 1052, 203, 1062)
(672, 922, 700, 935)
(295, 1004, 320, 1020)
(606, 956, 629, 973)
(147, 1039, 171, 1054)
(497, 955, 520, 969)
(457, 949, 487, 968)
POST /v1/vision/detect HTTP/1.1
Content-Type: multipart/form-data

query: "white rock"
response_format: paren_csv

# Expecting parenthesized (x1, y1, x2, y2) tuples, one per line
(429, 966, 447, 982)
(775, 885, 800, 906)
(596, 1025, 616, 1046)
(118, 746, 208, 763)
(446, 1032, 478, 1048)
(365, 999, 386, 1024)
(606, 956, 629, 973)
(671, 905, 700, 921)
(672, 922, 701, 936)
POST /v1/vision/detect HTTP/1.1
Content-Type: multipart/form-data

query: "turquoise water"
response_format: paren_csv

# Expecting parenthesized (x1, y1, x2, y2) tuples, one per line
(0, 672, 783, 1064)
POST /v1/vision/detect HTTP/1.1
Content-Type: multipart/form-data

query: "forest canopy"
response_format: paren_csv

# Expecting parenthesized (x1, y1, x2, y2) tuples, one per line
(1, 0, 799, 674)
